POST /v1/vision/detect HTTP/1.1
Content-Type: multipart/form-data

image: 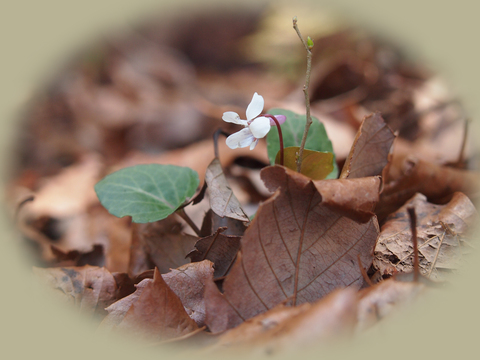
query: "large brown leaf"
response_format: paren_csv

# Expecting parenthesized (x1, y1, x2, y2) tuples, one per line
(373, 192, 477, 281)
(99, 267, 198, 342)
(340, 112, 396, 179)
(204, 165, 380, 332)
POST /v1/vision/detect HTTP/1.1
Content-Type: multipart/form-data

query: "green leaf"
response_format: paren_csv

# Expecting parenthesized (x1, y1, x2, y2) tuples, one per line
(95, 164, 199, 223)
(275, 147, 334, 180)
(266, 108, 338, 178)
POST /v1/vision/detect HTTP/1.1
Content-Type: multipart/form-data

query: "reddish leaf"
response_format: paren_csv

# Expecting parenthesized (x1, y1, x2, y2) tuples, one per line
(204, 165, 380, 332)
(187, 227, 241, 279)
(340, 112, 395, 179)
(33, 265, 118, 318)
(100, 268, 198, 342)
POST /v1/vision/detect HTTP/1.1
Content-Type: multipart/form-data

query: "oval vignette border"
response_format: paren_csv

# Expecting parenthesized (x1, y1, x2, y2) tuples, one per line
(1, 1, 479, 360)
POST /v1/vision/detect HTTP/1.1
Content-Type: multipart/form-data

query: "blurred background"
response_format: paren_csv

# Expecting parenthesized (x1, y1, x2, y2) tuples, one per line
(1, 0, 479, 359)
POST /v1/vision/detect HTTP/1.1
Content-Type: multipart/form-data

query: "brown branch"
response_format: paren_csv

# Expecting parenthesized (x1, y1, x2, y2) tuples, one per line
(407, 207, 419, 282)
(357, 254, 374, 287)
(293, 16, 314, 173)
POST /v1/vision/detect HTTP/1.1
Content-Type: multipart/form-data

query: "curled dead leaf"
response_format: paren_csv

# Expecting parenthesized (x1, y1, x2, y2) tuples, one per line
(340, 112, 396, 179)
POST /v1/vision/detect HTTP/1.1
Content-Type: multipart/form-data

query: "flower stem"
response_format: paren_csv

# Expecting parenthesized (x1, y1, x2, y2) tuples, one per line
(264, 114, 284, 166)
(213, 128, 231, 159)
(293, 17, 314, 173)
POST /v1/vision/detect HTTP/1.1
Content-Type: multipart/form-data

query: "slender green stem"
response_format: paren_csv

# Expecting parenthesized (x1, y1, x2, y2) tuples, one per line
(293, 17, 314, 173)
(177, 208, 201, 236)
(264, 114, 284, 166)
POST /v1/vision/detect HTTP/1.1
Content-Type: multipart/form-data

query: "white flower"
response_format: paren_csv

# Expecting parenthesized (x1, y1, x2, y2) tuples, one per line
(223, 92, 285, 150)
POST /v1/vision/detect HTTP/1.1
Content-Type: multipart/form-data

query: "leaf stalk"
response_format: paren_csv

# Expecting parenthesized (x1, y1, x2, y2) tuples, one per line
(264, 114, 284, 166)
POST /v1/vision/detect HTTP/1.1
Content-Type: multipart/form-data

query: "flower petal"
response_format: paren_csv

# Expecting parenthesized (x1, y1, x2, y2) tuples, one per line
(249, 139, 259, 150)
(245, 92, 264, 121)
(222, 111, 248, 125)
(269, 114, 286, 126)
(249, 116, 271, 139)
(226, 128, 255, 149)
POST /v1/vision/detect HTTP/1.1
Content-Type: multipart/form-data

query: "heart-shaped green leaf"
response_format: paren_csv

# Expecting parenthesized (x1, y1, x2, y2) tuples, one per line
(275, 147, 334, 180)
(95, 164, 199, 223)
(266, 108, 338, 179)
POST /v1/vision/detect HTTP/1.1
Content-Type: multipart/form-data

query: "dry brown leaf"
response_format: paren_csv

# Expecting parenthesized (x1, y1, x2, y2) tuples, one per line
(187, 227, 241, 279)
(33, 265, 118, 318)
(356, 278, 426, 332)
(15, 155, 105, 262)
(128, 215, 197, 276)
(207, 288, 358, 355)
(50, 244, 104, 267)
(163, 260, 215, 327)
(204, 165, 380, 332)
(378, 153, 480, 220)
(340, 112, 395, 179)
(99, 278, 151, 331)
(23, 154, 103, 218)
(100, 268, 198, 342)
(373, 192, 477, 281)
(205, 158, 249, 222)
(102, 261, 213, 331)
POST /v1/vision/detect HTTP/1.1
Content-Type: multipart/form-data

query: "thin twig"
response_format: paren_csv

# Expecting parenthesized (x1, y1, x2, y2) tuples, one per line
(407, 207, 419, 282)
(293, 16, 314, 173)
(213, 128, 230, 159)
(456, 118, 470, 166)
(357, 254, 374, 287)
(427, 230, 446, 278)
